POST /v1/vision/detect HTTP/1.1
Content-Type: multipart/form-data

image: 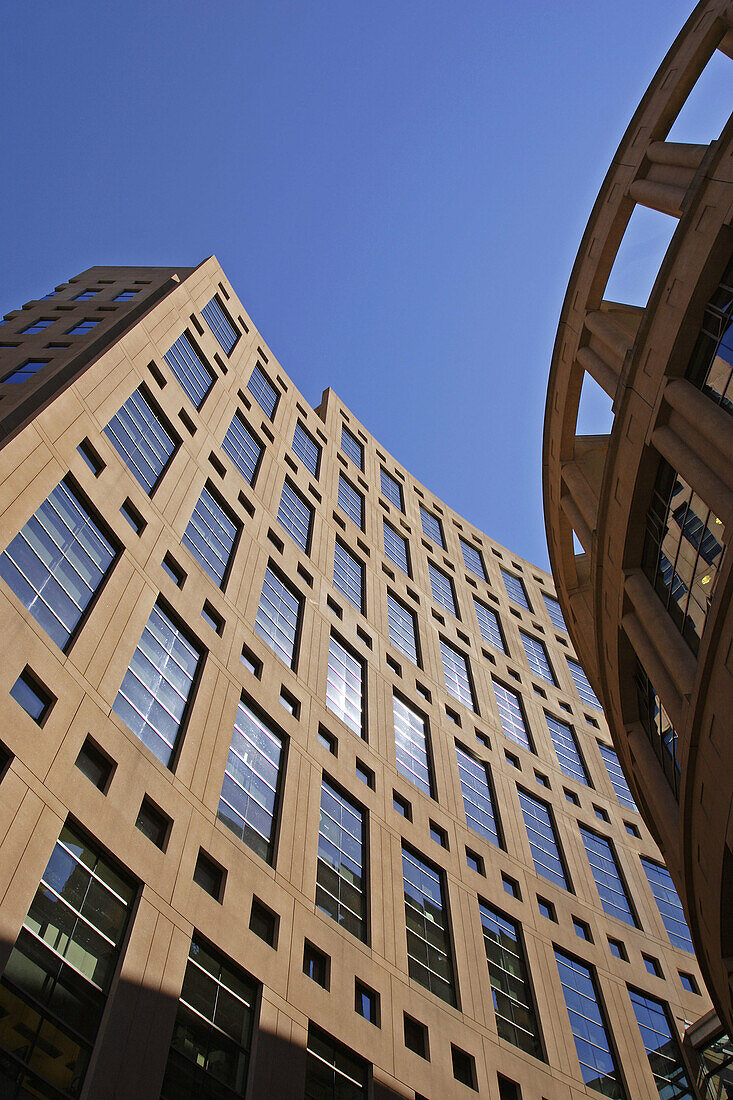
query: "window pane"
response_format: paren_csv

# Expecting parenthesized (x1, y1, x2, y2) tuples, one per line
(635, 663, 680, 799)
(502, 569, 530, 610)
(460, 539, 487, 580)
(317, 780, 366, 940)
(579, 826, 637, 927)
(598, 743, 637, 812)
(440, 639, 476, 711)
(182, 485, 238, 586)
(104, 388, 176, 494)
(546, 715, 589, 785)
(304, 1024, 369, 1100)
(419, 506, 444, 548)
(338, 475, 363, 529)
(334, 542, 363, 612)
(492, 682, 532, 751)
(217, 700, 284, 863)
(247, 364, 279, 418)
(402, 847, 456, 1006)
(628, 987, 693, 1100)
(277, 481, 312, 552)
(387, 594, 419, 665)
(394, 695, 433, 797)
(568, 657, 603, 710)
(164, 332, 213, 408)
(384, 520, 409, 575)
(474, 599, 507, 652)
(521, 632, 555, 684)
(554, 949, 626, 1098)
(544, 593, 567, 632)
(222, 413, 263, 485)
(456, 744, 502, 848)
(254, 566, 301, 668)
(340, 426, 364, 469)
(641, 859, 694, 953)
(380, 469, 403, 510)
(518, 789, 569, 890)
(326, 635, 364, 737)
(480, 901, 543, 1059)
(292, 422, 320, 477)
(202, 297, 238, 354)
(428, 562, 457, 617)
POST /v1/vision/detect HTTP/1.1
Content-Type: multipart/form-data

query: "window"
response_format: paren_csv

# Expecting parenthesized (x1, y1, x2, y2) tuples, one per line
(608, 938, 627, 961)
(402, 845, 456, 1005)
(164, 332, 214, 408)
(686, 254, 733, 414)
(544, 592, 567, 631)
(635, 663, 680, 799)
(113, 602, 203, 767)
(492, 681, 533, 751)
(574, 917, 592, 941)
(303, 942, 329, 988)
(338, 474, 364, 529)
(250, 898, 279, 946)
(334, 541, 364, 612)
(182, 484, 240, 587)
(579, 826, 638, 927)
(393, 791, 411, 818)
(567, 657, 603, 710)
(326, 633, 364, 736)
(384, 519, 410, 574)
(193, 849, 224, 900)
(317, 779, 366, 940)
(341, 425, 364, 469)
(292, 421, 321, 477)
(1, 358, 49, 383)
(254, 565, 302, 667)
(502, 569, 530, 610)
(598, 742, 638, 812)
(222, 412, 263, 485)
(355, 759, 374, 787)
(546, 714, 590, 785)
(113, 289, 137, 302)
(380, 468, 403, 510)
(74, 290, 98, 301)
(10, 668, 54, 724)
(466, 848, 485, 875)
(594, 806, 610, 823)
(217, 698, 285, 863)
(419, 505, 444, 547)
(404, 1014, 429, 1058)
(428, 561, 458, 616)
(355, 981, 379, 1025)
(455, 744, 503, 848)
(22, 318, 54, 334)
(75, 735, 114, 791)
(479, 900, 543, 1059)
(247, 363, 279, 418)
(160, 934, 258, 1100)
(521, 632, 555, 683)
(105, 386, 178, 494)
(0, 477, 118, 650)
(460, 538, 487, 580)
(537, 896, 556, 920)
(277, 479, 313, 552)
(387, 592, 419, 664)
(135, 796, 171, 850)
(474, 598, 507, 652)
(518, 789, 570, 890)
(641, 858, 694, 953)
(451, 1045, 477, 1090)
(628, 987, 693, 1100)
(497, 1075, 522, 1100)
(679, 972, 699, 994)
(554, 948, 625, 1099)
(202, 295, 238, 354)
(394, 694, 433, 796)
(502, 873, 520, 898)
(430, 822, 448, 847)
(643, 954, 662, 977)
(440, 638, 476, 711)
(0, 822, 136, 1099)
(304, 1024, 369, 1100)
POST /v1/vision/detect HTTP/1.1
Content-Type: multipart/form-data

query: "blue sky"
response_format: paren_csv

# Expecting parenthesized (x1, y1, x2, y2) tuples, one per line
(2, 1, 730, 567)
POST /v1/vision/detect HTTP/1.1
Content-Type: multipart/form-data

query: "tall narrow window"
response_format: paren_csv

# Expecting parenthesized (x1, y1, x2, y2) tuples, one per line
(104, 386, 178, 494)
(393, 694, 433, 797)
(326, 633, 364, 737)
(277, 479, 313, 553)
(0, 478, 118, 650)
(254, 566, 302, 668)
(0, 822, 136, 1099)
(480, 901, 543, 1059)
(305, 1024, 369, 1100)
(460, 538, 487, 580)
(222, 412, 263, 485)
(217, 699, 285, 863)
(384, 519, 410, 575)
(182, 484, 240, 587)
(628, 987, 693, 1100)
(521, 632, 555, 684)
(554, 949, 626, 1099)
(456, 744, 503, 848)
(387, 593, 419, 665)
(113, 602, 203, 767)
(567, 656, 602, 709)
(428, 561, 458, 617)
(546, 714, 589, 784)
(598, 742, 637, 811)
(544, 592, 567, 632)
(333, 541, 364, 612)
(635, 664, 680, 799)
(402, 846, 456, 1006)
(518, 789, 570, 890)
(440, 639, 477, 711)
(641, 858, 694, 953)
(502, 569, 530, 610)
(201, 295, 238, 354)
(164, 331, 214, 408)
(317, 778, 366, 940)
(380, 468, 403, 510)
(474, 598, 507, 652)
(161, 934, 258, 1099)
(340, 425, 364, 469)
(338, 474, 364, 529)
(492, 681, 533, 751)
(419, 505, 445, 548)
(292, 421, 321, 478)
(579, 826, 638, 927)
(247, 363, 279, 418)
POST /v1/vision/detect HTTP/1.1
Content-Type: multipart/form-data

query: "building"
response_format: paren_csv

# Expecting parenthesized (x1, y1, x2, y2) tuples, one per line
(0, 259, 710, 1100)
(543, 0, 733, 1053)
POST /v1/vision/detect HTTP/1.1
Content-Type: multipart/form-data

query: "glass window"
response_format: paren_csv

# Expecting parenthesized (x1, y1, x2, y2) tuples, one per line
(201, 296, 238, 354)
(428, 561, 457, 617)
(66, 319, 99, 335)
(277, 480, 313, 553)
(544, 592, 567, 632)
(74, 290, 98, 301)
(402, 846, 456, 1005)
(317, 779, 366, 940)
(104, 387, 177, 494)
(598, 742, 638, 812)
(217, 699, 285, 863)
(628, 987, 693, 1100)
(554, 948, 626, 1099)
(635, 663, 680, 799)
(340, 425, 364, 469)
(567, 656, 602, 710)
(0, 477, 117, 650)
(502, 569, 530, 610)
(2, 358, 49, 384)
(182, 484, 239, 587)
(480, 901, 543, 1059)
(304, 1024, 369, 1100)
(460, 538, 487, 580)
(641, 859, 694, 953)
(579, 826, 638, 927)
(380, 468, 403, 510)
(326, 634, 364, 737)
(22, 318, 55, 334)
(247, 363, 279, 418)
(518, 789, 570, 890)
(440, 639, 476, 711)
(492, 681, 533, 751)
(338, 474, 364, 529)
(113, 602, 203, 767)
(10, 670, 53, 724)
(292, 421, 321, 478)
(383, 519, 410, 575)
(393, 694, 433, 797)
(0, 822, 136, 1099)
(455, 744, 502, 848)
(521, 632, 556, 684)
(254, 566, 301, 668)
(113, 290, 137, 302)
(387, 593, 419, 665)
(474, 598, 507, 652)
(164, 332, 214, 408)
(333, 541, 364, 612)
(546, 714, 589, 785)
(222, 412, 263, 485)
(160, 934, 258, 1099)
(419, 505, 444, 548)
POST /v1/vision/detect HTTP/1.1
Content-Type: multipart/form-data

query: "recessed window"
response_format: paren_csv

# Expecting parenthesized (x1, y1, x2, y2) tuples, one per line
(355, 759, 374, 788)
(77, 438, 104, 476)
(497, 1074, 522, 1100)
(679, 971, 699, 994)
(537, 896, 556, 921)
(573, 917, 592, 941)
(66, 319, 100, 335)
(250, 897, 279, 947)
(292, 421, 321, 478)
(625, 820, 640, 837)
(193, 849, 225, 901)
(222, 411, 263, 485)
(402, 845, 456, 1005)
(505, 750, 520, 769)
(202, 296, 238, 353)
(135, 796, 171, 850)
(201, 601, 225, 635)
(466, 847, 485, 875)
(565, 788, 580, 805)
(162, 553, 186, 588)
(21, 318, 55, 334)
(337, 473, 364, 530)
(451, 1045, 477, 1090)
(10, 668, 54, 725)
(247, 363, 279, 419)
(535, 771, 550, 788)
(317, 726, 337, 754)
(420, 505, 445, 548)
(277, 479, 313, 553)
(355, 980, 379, 1025)
(404, 1014, 429, 1059)
(0, 741, 11, 783)
(502, 873, 520, 898)
(594, 805, 610, 823)
(393, 791, 411, 819)
(341, 425, 364, 469)
(74, 290, 98, 301)
(105, 386, 179, 495)
(240, 644, 262, 677)
(113, 289, 138, 302)
(643, 953, 663, 977)
(164, 331, 215, 408)
(255, 565, 302, 669)
(608, 937, 627, 961)
(380, 468, 403, 510)
(75, 735, 115, 791)
(384, 519, 410, 575)
(120, 497, 145, 534)
(303, 941, 329, 989)
(1, 358, 50, 383)
(430, 822, 448, 848)
(456, 743, 503, 849)
(279, 687, 299, 717)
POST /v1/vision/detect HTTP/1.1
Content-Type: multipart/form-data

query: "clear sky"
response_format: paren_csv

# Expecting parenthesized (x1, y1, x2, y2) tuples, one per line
(2, 1, 731, 568)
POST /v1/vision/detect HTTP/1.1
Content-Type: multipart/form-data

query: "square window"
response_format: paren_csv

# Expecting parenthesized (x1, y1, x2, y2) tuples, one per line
(121, 498, 145, 534)
(317, 726, 337, 754)
(564, 788, 580, 805)
(625, 821, 640, 837)
(608, 937, 627, 961)
(679, 971, 699, 994)
(250, 897, 279, 947)
(594, 805, 610, 822)
(201, 601, 225, 635)
(505, 750, 520, 769)
(303, 941, 329, 989)
(497, 1074, 522, 1100)
(10, 668, 54, 725)
(451, 1045, 477, 1090)
(355, 980, 379, 1025)
(356, 759, 374, 788)
(393, 791, 411, 819)
(404, 1014, 429, 1059)
(193, 849, 225, 901)
(75, 736, 115, 792)
(466, 848, 485, 875)
(240, 644, 262, 677)
(502, 873, 520, 898)
(535, 771, 550, 788)
(573, 917, 592, 941)
(77, 438, 104, 476)
(2, 358, 50, 384)
(537, 896, 556, 921)
(430, 822, 448, 848)
(162, 554, 186, 588)
(643, 953, 663, 977)
(135, 796, 171, 850)
(278, 688, 299, 717)
(66, 319, 100, 335)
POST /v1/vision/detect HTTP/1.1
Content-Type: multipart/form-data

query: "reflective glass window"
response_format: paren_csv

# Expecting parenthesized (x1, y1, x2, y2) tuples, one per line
(383, 520, 410, 575)
(641, 859, 694, 953)
(217, 699, 284, 863)
(554, 949, 626, 1099)
(104, 387, 177, 494)
(635, 663, 680, 799)
(317, 779, 366, 940)
(440, 639, 476, 711)
(292, 422, 320, 478)
(419, 505, 444, 548)
(598, 742, 637, 812)
(340, 426, 364, 469)
(502, 569, 530, 610)
(456, 744, 502, 848)
(460, 538, 487, 580)
(254, 566, 301, 668)
(182, 484, 239, 586)
(393, 694, 433, 797)
(277, 480, 312, 552)
(474, 598, 507, 652)
(222, 412, 262, 485)
(333, 541, 363, 612)
(546, 714, 589, 785)
(202, 296, 238, 354)
(480, 901, 543, 1059)
(380, 469, 403, 510)
(492, 681, 533, 751)
(628, 987, 693, 1100)
(521, 632, 555, 684)
(518, 789, 570, 890)
(387, 593, 419, 665)
(338, 474, 364, 530)
(304, 1024, 369, 1100)
(326, 634, 364, 737)
(164, 332, 214, 408)
(685, 254, 733, 416)
(402, 846, 456, 1006)
(567, 657, 602, 709)
(544, 593, 567, 632)
(428, 561, 457, 617)
(579, 826, 638, 927)
(247, 364, 279, 419)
